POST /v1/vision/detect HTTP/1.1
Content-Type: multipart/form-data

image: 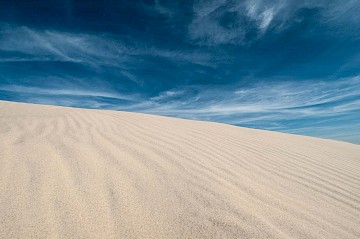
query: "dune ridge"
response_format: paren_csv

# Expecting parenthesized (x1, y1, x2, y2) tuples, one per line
(0, 100, 360, 238)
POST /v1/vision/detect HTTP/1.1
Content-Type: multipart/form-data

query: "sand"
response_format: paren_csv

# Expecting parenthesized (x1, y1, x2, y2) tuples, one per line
(0, 100, 360, 238)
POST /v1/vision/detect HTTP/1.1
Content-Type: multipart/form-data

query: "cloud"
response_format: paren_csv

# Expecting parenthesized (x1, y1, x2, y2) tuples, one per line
(0, 23, 213, 65)
(150, 89, 186, 101)
(0, 84, 138, 101)
(122, 76, 360, 127)
(188, 0, 360, 45)
(154, 0, 174, 17)
(244, 0, 282, 32)
(188, 0, 244, 45)
(0, 23, 215, 85)
(0, 24, 134, 82)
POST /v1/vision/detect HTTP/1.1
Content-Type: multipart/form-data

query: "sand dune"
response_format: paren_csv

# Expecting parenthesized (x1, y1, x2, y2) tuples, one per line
(0, 100, 359, 238)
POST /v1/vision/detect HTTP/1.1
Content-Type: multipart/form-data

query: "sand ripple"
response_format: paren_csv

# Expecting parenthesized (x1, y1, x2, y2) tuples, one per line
(0, 100, 360, 238)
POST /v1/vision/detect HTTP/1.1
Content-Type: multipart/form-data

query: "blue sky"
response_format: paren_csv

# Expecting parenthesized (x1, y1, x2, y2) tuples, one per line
(0, 0, 359, 143)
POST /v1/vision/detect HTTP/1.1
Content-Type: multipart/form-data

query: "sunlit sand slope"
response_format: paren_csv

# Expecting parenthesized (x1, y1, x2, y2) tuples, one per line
(0, 100, 359, 238)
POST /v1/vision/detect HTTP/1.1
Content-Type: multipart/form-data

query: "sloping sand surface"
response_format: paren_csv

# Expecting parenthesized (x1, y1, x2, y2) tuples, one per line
(0, 100, 360, 238)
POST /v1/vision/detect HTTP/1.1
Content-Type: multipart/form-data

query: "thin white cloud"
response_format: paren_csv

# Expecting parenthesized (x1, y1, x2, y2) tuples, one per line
(188, 0, 244, 45)
(150, 90, 186, 101)
(154, 0, 174, 17)
(244, 0, 281, 32)
(0, 85, 138, 101)
(123, 76, 360, 124)
(188, 0, 360, 45)
(0, 23, 214, 70)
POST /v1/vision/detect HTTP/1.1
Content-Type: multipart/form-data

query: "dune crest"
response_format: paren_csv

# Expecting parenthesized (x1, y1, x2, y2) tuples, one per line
(0, 100, 359, 238)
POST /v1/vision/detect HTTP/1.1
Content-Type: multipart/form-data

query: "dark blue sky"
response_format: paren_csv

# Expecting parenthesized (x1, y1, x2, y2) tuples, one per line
(0, 0, 359, 143)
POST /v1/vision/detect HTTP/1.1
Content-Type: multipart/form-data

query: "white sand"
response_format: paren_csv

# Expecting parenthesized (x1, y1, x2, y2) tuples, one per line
(0, 100, 360, 238)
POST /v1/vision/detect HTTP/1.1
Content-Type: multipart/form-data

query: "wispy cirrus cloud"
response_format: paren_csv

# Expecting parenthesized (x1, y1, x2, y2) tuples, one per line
(0, 23, 216, 86)
(119, 76, 360, 137)
(0, 85, 138, 101)
(188, 0, 360, 46)
(135, 76, 359, 114)
(0, 23, 214, 66)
